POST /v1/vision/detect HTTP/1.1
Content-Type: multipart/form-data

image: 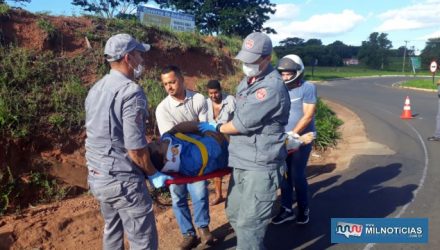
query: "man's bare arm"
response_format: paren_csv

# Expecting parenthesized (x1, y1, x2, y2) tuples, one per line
(128, 148, 158, 176)
(293, 103, 316, 134)
(167, 121, 199, 134)
(218, 121, 240, 135)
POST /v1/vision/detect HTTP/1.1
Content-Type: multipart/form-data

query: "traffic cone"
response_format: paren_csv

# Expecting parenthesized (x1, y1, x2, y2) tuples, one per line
(400, 96, 413, 119)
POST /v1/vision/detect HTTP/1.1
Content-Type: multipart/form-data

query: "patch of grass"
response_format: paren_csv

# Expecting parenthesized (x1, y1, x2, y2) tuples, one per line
(35, 11, 52, 16)
(139, 68, 168, 136)
(401, 78, 438, 90)
(0, 3, 9, 16)
(29, 172, 70, 203)
(48, 113, 65, 131)
(0, 166, 15, 215)
(106, 17, 149, 41)
(315, 98, 343, 150)
(0, 166, 73, 214)
(0, 46, 93, 138)
(303, 66, 431, 81)
(216, 69, 243, 96)
(217, 35, 242, 56)
(140, 67, 167, 109)
(37, 18, 59, 44)
(194, 78, 209, 96)
(51, 77, 88, 131)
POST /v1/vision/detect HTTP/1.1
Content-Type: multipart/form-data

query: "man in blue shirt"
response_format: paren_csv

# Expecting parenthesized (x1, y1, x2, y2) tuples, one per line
(272, 54, 317, 225)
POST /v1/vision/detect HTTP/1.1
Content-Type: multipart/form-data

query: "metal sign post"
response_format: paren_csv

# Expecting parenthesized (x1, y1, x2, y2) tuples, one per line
(311, 58, 318, 78)
(430, 61, 437, 85)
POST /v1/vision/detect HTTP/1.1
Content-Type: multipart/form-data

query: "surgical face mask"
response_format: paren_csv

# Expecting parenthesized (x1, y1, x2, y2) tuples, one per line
(242, 63, 260, 77)
(133, 64, 144, 79)
(128, 54, 144, 79)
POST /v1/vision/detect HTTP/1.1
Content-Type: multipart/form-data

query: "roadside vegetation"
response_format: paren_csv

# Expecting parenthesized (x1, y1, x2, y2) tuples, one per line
(314, 98, 343, 150)
(0, 8, 243, 214)
(0, 7, 342, 215)
(400, 78, 438, 90)
(305, 66, 431, 81)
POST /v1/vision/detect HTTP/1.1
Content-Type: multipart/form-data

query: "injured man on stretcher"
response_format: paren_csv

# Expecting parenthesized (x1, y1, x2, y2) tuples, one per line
(147, 121, 315, 176)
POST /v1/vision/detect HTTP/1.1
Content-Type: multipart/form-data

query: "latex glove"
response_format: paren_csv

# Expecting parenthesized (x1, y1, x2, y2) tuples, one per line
(198, 122, 218, 133)
(285, 134, 302, 152)
(299, 132, 316, 145)
(148, 171, 173, 188)
(286, 131, 300, 139)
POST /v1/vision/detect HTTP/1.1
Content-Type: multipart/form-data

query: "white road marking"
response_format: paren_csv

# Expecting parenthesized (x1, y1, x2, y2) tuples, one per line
(363, 110, 429, 250)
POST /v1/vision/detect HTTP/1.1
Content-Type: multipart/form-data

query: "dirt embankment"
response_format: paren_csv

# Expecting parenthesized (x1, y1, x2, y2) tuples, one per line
(0, 99, 395, 250)
(0, 8, 237, 213)
(0, 8, 396, 250)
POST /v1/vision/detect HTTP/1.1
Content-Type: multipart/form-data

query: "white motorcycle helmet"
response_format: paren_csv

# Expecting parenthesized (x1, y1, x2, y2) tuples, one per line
(276, 54, 305, 89)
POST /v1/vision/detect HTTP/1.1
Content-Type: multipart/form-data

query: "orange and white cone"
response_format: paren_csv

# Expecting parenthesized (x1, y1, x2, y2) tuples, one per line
(400, 96, 413, 119)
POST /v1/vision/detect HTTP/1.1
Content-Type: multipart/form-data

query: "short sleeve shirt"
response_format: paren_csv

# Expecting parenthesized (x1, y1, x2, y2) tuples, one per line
(85, 69, 149, 182)
(284, 81, 317, 134)
(206, 94, 236, 123)
(155, 90, 208, 135)
(228, 65, 291, 170)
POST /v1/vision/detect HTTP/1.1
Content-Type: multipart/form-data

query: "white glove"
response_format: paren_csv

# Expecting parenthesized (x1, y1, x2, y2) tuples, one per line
(285, 133, 302, 152)
(286, 131, 300, 139)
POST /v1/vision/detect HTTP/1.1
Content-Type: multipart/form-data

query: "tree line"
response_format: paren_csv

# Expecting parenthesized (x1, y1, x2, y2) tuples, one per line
(276, 32, 440, 69)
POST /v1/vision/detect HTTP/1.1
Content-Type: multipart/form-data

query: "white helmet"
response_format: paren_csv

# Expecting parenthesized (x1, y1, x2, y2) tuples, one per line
(276, 54, 304, 89)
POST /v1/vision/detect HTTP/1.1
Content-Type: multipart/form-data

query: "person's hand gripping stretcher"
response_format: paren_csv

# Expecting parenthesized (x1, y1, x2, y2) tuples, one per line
(148, 121, 315, 188)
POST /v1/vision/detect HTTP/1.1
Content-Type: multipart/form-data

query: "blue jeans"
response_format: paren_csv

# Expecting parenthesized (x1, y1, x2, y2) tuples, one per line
(170, 180, 210, 235)
(280, 143, 312, 211)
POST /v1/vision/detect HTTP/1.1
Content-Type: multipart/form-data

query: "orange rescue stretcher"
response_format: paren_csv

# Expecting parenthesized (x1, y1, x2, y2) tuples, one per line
(163, 149, 298, 187)
(164, 168, 232, 187)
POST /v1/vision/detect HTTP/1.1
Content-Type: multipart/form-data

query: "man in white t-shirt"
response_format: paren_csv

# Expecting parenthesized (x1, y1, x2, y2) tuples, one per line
(205, 80, 236, 205)
(155, 65, 213, 249)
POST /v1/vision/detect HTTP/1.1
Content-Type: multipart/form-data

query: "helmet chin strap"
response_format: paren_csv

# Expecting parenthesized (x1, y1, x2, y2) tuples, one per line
(284, 75, 301, 89)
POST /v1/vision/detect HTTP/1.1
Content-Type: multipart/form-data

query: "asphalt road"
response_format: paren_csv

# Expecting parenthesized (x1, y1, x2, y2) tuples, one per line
(210, 76, 440, 250)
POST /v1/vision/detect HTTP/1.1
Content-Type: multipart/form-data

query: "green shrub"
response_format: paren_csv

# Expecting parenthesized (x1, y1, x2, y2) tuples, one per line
(140, 71, 167, 110)
(139, 68, 167, 136)
(0, 46, 93, 138)
(217, 34, 242, 56)
(29, 172, 69, 203)
(37, 18, 58, 42)
(314, 98, 343, 150)
(0, 3, 9, 15)
(48, 113, 65, 131)
(51, 77, 88, 130)
(0, 166, 15, 215)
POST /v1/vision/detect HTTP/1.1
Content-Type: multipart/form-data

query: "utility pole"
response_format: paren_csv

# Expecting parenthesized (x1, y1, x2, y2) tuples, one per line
(402, 40, 408, 73)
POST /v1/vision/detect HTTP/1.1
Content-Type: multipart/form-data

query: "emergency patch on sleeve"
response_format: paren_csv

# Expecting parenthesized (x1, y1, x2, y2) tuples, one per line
(135, 98, 147, 109)
(135, 110, 144, 127)
(255, 88, 267, 101)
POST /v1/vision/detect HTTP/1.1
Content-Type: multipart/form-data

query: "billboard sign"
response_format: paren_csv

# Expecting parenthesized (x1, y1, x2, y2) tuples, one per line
(410, 57, 421, 70)
(137, 6, 195, 32)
